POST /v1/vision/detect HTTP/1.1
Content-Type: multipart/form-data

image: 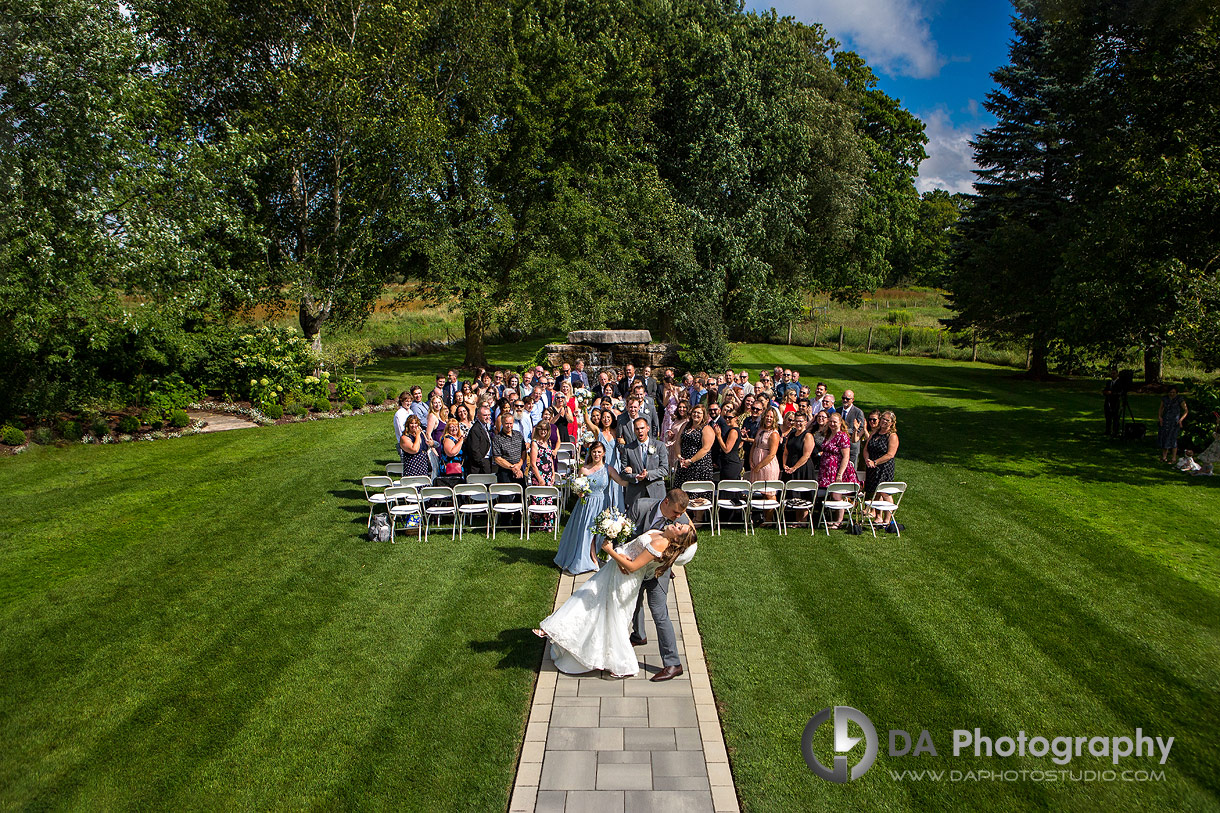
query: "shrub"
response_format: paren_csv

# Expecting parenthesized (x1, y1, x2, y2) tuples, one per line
(262, 402, 284, 419)
(168, 409, 190, 428)
(2, 425, 25, 445)
(385, 387, 397, 404)
(150, 419, 164, 431)
(90, 417, 111, 437)
(32, 426, 53, 445)
(301, 371, 330, 400)
(347, 393, 366, 410)
(365, 384, 382, 402)
(885, 309, 913, 326)
(117, 415, 140, 434)
(334, 376, 362, 402)
(312, 396, 332, 413)
(59, 420, 82, 441)
(285, 400, 307, 417)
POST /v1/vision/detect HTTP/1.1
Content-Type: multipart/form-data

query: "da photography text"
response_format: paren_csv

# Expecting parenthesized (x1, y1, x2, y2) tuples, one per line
(802, 706, 1174, 785)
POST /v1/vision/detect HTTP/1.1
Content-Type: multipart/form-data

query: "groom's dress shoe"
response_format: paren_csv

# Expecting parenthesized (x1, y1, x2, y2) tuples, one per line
(630, 637, 647, 647)
(651, 665, 683, 682)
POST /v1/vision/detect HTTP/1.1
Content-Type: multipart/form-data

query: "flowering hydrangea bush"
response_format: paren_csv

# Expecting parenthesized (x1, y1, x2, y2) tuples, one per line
(229, 327, 318, 406)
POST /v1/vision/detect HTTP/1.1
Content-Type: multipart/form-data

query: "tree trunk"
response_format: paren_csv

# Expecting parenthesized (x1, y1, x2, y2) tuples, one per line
(463, 312, 488, 369)
(299, 296, 330, 358)
(1143, 345, 1163, 385)
(1029, 337, 1049, 378)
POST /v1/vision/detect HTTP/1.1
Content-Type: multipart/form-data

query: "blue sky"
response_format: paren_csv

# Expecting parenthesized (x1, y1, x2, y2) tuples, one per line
(746, 0, 1016, 193)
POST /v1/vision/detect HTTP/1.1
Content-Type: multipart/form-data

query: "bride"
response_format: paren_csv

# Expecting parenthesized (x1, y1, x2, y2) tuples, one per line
(533, 523, 697, 678)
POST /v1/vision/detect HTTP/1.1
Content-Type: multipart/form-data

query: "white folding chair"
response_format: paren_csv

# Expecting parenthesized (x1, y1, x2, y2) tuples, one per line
(454, 483, 491, 538)
(385, 462, 403, 479)
(384, 485, 421, 543)
(679, 480, 716, 529)
(780, 479, 819, 536)
(749, 480, 786, 534)
(557, 441, 576, 459)
(863, 482, 907, 537)
(419, 486, 457, 541)
(554, 451, 575, 509)
(465, 473, 498, 504)
(818, 482, 859, 535)
(524, 485, 561, 540)
(489, 483, 524, 538)
(399, 475, 432, 490)
(362, 476, 394, 530)
(713, 479, 751, 536)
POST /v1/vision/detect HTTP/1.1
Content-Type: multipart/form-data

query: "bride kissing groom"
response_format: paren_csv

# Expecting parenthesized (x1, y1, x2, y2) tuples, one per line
(534, 488, 696, 680)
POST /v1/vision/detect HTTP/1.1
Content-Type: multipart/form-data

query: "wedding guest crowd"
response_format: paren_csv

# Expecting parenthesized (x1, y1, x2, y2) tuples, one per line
(390, 362, 902, 530)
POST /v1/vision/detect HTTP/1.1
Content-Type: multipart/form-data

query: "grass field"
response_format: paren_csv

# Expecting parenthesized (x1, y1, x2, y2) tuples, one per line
(1, 342, 1216, 810)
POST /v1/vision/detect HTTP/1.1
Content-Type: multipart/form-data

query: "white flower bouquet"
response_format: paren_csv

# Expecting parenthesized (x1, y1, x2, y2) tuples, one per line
(574, 387, 592, 407)
(590, 507, 636, 548)
(580, 429, 596, 446)
(564, 474, 593, 502)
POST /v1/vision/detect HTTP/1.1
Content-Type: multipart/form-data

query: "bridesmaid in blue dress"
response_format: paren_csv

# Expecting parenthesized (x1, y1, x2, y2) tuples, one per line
(553, 442, 615, 575)
(584, 408, 625, 513)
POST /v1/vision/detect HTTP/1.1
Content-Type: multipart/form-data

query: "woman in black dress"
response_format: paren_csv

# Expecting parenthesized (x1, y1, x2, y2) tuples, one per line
(674, 404, 715, 487)
(714, 406, 744, 481)
(781, 413, 817, 482)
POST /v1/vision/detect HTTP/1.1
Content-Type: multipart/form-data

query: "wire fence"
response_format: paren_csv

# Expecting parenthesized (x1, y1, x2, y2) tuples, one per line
(771, 321, 1029, 368)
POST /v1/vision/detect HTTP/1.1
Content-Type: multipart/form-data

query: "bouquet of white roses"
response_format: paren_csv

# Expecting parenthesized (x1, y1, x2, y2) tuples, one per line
(579, 428, 596, 446)
(573, 387, 592, 407)
(590, 507, 636, 548)
(563, 473, 593, 502)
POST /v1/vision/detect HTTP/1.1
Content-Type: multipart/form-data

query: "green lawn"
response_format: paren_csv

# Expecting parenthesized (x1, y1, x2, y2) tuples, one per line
(1, 343, 1216, 811)
(692, 346, 1220, 811)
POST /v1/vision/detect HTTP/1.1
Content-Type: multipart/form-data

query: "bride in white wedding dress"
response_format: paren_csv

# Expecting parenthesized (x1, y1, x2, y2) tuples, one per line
(533, 523, 697, 677)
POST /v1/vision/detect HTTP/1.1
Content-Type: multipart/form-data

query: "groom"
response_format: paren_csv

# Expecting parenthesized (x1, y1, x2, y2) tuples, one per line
(620, 417, 669, 527)
(629, 488, 696, 681)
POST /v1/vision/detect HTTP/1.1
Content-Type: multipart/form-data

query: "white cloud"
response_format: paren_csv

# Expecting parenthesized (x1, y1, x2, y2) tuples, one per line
(916, 108, 979, 194)
(765, 0, 946, 78)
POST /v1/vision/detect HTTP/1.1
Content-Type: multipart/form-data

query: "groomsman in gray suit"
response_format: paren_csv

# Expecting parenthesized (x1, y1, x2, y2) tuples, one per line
(628, 488, 696, 681)
(619, 418, 669, 525)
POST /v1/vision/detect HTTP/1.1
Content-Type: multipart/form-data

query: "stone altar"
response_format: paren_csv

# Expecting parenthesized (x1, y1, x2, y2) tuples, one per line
(545, 330, 679, 374)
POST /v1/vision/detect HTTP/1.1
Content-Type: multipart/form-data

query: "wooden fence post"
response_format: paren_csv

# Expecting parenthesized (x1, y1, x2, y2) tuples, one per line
(898, 326, 904, 356)
(813, 323, 820, 346)
(972, 330, 978, 362)
(787, 321, 793, 345)
(838, 326, 844, 352)
(866, 327, 873, 354)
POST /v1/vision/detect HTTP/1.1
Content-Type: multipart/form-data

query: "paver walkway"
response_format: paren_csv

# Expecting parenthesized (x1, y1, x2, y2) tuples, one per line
(186, 410, 257, 432)
(509, 564, 739, 812)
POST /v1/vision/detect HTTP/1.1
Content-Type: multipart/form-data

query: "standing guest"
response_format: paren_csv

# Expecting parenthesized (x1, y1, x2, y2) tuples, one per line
(862, 410, 900, 521)
(632, 382, 661, 435)
(513, 396, 535, 443)
(1158, 386, 1188, 465)
(738, 371, 754, 396)
(619, 364, 642, 398)
(556, 362, 573, 389)
(529, 423, 558, 532)
(686, 374, 707, 407)
(748, 408, 782, 485)
(617, 398, 648, 441)
(840, 390, 866, 469)
(713, 406, 744, 481)
(619, 418, 670, 524)
(399, 415, 433, 478)
(660, 377, 681, 442)
(740, 398, 762, 463)
(492, 370, 506, 398)
(454, 403, 473, 434)
(781, 413, 817, 482)
(818, 413, 860, 529)
(643, 365, 660, 406)
(394, 392, 412, 467)
(492, 412, 527, 486)
(461, 381, 479, 414)
(426, 394, 448, 446)
(665, 399, 690, 466)
(438, 418, 466, 486)
(552, 442, 613, 574)
(571, 359, 589, 389)
(409, 386, 429, 422)
(706, 402, 727, 479)
(585, 407, 626, 511)
(555, 380, 579, 442)
(464, 405, 497, 475)
(781, 388, 799, 416)
(674, 404, 715, 488)
(442, 369, 462, 406)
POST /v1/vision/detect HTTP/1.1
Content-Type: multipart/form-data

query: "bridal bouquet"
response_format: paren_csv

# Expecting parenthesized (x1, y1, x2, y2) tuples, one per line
(579, 429, 596, 446)
(564, 474, 593, 502)
(573, 387, 592, 407)
(589, 507, 635, 548)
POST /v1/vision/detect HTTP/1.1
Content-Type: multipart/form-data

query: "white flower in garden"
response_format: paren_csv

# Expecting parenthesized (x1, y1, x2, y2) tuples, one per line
(250, 379, 258, 387)
(260, 378, 269, 386)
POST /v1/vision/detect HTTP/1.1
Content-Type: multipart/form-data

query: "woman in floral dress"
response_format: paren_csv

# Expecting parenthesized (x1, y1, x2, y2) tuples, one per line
(818, 412, 860, 529)
(529, 423, 557, 531)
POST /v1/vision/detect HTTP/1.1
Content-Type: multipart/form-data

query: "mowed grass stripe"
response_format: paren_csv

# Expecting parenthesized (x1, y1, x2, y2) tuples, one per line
(690, 346, 1220, 811)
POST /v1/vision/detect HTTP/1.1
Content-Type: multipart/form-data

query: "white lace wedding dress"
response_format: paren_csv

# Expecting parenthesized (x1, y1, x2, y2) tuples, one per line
(540, 533, 663, 677)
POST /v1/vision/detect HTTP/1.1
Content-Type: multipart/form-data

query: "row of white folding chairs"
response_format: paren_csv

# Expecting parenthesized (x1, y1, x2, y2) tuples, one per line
(361, 478, 563, 541)
(674, 479, 907, 537)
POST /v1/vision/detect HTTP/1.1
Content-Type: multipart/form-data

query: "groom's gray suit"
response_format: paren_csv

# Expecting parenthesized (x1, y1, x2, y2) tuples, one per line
(631, 498, 694, 669)
(621, 437, 669, 525)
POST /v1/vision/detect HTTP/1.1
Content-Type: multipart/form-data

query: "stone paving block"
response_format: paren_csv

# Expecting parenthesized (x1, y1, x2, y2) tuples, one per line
(521, 739, 546, 763)
(652, 750, 708, 778)
(600, 716, 651, 728)
(624, 679, 690, 697)
(654, 775, 711, 791)
(648, 697, 698, 728)
(599, 697, 644, 718)
(702, 739, 728, 764)
(578, 680, 626, 697)
(526, 721, 549, 741)
(674, 727, 702, 750)
(550, 705, 601, 727)
(534, 790, 566, 813)
(548, 727, 624, 751)
(554, 680, 579, 696)
(539, 750, 597, 790)
(566, 790, 625, 813)
(695, 704, 718, 723)
(597, 761, 653, 790)
(707, 761, 734, 787)
(517, 759, 543, 786)
(623, 727, 677, 751)
(554, 696, 602, 707)
(711, 783, 740, 812)
(508, 783, 537, 812)
(598, 750, 653, 764)
(623, 789, 716, 812)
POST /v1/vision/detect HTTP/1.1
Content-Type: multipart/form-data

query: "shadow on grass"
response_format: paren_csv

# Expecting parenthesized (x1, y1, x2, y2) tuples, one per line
(468, 628, 545, 671)
(494, 545, 558, 568)
(359, 337, 558, 388)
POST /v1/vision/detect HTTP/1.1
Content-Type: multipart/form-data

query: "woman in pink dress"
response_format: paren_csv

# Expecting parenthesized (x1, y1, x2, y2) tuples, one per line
(749, 408, 782, 482)
(818, 412, 861, 529)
